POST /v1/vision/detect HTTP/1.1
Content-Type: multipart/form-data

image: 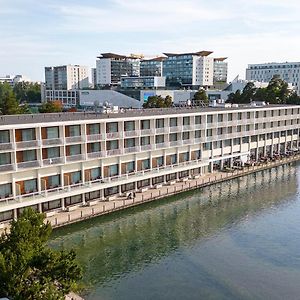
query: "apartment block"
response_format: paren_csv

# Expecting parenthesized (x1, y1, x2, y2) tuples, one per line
(0, 105, 299, 225)
(246, 62, 300, 95)
(44, 65, 89, 106)
(213, 58, 228, 83)
(140, 57, 165, 77)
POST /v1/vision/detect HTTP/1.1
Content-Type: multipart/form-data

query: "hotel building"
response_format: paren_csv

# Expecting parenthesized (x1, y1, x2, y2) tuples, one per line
(0, 105, 299, 225)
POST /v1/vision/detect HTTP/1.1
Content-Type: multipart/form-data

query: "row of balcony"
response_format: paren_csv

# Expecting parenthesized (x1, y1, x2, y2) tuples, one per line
(0, 157, 209, 208)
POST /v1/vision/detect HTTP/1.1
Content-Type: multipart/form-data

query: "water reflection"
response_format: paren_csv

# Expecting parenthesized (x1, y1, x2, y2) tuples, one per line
(49, 164, 299, 299)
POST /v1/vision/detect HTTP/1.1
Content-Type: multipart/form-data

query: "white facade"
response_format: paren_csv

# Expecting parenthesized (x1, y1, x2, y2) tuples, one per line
(0, 105, 299, 225)
(0, 75, 32, 86)
(121, 76, 166, 89)
(195, 56, 214, 86)
(246, 62, 300, 95)
(96, 59, 111, 86)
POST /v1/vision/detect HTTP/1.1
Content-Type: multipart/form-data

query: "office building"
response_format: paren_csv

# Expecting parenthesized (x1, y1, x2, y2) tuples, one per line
(246, 62, 300, 95)
(0, 104, 299, 225)
(162, 51, 214, 88)
(96, 53, 142, 86)
(140, 57, 165, 77)
(44, 65, 89, 106)
(0, 75, 32, 86)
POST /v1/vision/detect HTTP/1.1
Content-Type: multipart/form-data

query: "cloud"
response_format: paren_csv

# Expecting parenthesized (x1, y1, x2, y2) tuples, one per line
(52, 0, 235, 33)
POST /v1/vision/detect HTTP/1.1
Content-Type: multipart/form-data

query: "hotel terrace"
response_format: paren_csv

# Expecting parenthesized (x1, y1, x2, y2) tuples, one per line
(0, 105, 299, 225)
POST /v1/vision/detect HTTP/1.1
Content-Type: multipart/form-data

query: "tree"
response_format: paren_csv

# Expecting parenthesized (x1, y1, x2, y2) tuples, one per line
(0, 83, 22, 115)
(192, 89, 208, 104)
(39, 100, 63, 113)
(143, 95, 173, 108)
(13, 82, 41, 103)
(0, 208, 82, 300)
(240, 82, 256, 103)
(227, 90, 241, 103)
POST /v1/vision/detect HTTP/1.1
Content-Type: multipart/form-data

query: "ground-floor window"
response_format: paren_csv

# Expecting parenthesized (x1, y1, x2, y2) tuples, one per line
(166, 173, 176, 181)
(178, 171, 189, 178)
(17, 204, 38, 217)
(85, 190, 101, 201)
(0, 210, 13, 222)
(42, 199, 61, 212)
(137, 179, 150, 189)
(121, 183, 135, 193)
(152, 176, 164, 185)
(104, 186, 119, 197)
(65, 195, 82, 207)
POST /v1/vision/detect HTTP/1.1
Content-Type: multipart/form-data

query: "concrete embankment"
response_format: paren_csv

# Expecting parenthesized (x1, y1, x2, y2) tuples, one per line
(47, 154, 300, 229)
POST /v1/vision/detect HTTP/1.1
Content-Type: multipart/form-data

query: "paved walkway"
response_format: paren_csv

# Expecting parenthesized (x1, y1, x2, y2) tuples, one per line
(47, 154, 299, 229)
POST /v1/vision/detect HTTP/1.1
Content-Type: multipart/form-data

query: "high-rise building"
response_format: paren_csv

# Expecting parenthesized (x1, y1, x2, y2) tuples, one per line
(246, 62, 300, 95)
(96, 53, 142, 86)
(44, 65, 89, 106)
(162, 51, 214, 88)
(140, 57, 165, 77)
(213, 58, 228, 83)
(91, 68, 97, 88)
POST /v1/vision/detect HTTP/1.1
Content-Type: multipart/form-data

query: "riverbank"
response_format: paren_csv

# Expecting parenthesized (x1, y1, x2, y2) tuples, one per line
(45, 154, 300, 229)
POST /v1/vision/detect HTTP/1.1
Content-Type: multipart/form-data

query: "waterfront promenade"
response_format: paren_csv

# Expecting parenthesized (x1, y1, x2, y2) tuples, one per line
(46, 154, 300, 229)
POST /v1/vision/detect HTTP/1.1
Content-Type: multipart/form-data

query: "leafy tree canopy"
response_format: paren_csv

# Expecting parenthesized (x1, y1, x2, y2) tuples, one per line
(13, 82, 41, 104)
(192, 89, 208, 103)
(227, 75, 300, 104)
(143, 95, 173, 108)
(39, 100, 63, 113)
(0, 208, 82, 300)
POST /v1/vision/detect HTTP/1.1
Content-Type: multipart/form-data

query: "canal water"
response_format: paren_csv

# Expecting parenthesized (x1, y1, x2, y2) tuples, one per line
(49, 163, 300, 300)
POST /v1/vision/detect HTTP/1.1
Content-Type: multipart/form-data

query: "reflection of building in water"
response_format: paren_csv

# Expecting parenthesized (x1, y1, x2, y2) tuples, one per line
(50, 165, 297, 285)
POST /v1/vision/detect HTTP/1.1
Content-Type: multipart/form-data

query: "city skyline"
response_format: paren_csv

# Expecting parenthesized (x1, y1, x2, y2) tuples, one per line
(1, 0, 300, 81)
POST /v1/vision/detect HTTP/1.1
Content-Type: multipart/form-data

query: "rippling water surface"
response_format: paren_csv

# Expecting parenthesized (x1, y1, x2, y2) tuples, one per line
(49, 164, 300, 300)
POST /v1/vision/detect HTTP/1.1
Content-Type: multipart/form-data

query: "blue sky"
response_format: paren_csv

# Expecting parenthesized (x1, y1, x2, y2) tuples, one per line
(1, 0, 300, 81)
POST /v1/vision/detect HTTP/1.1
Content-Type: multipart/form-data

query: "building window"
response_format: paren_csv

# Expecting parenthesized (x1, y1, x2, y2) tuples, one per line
(23, 150, 36, 162)
(228, 113, 233, 121)
(183, 132, 190, 140)
(0, 183, 12, 198)
(106, 122, 118, 133)
(124, 121, 135, 131)
(141, 136, 150, 146)
(142, 159, 150, 170)
(67, 125, 80, 137)
(183, 116, 190, 125)
(195, 116, 201, 124)
(206, 129, 212, 137)
(45, 127, 59, 139)
(156, 119, 164, 128)
(155, 135, 164, 144)
(0, 131, 10, 143)
(207, 115, 213, 123)
(170, 117, 177, 127)
(24, 179, 37, 193)
(67, 144, 81, 156)
(88, 142, 101, 153)
(203, 142, 212, 150)
(106, 140, 118, 150)
(124, 138, 135, 148)
(141, 120, 150, 130)
(0, 153, 11, 165)
(88, 124, 100, 135)
(21, 129, 35, 141)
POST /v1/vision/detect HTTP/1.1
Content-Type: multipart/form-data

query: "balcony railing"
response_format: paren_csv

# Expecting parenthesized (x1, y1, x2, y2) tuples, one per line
(16, 140, 39, 149)
(0, 164, 14, 172)
(124, 130, 138, 138)
(169, 140, 182, 147)
(194, 123, 205, 130)
(182, 125, 193, 131)
(182, 139, 192, 145)
(43, 157, 64, 166)
(0, 143, 13, 151)
(156, 127, 168, 134)
(107, 149, 122, 156)
(87, 151, 107, 159)
(65, 136, 82, 143)
(106, 132, 121, 139)
(17, 160, 40, 169)
(86, 134, 104, 142)
(140, 129, 153, 135)
(156, 142, 169, 149)
(169, 126, 182, 133)
(66, 154, 85, 162)
(42, 138, 63, 146)
(124, 146, 139, 154)
(140, 144, 153, 151)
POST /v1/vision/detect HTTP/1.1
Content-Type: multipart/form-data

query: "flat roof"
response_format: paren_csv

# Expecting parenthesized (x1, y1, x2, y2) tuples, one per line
(163, 51, 213, 57)
(0, 105, 296, 126)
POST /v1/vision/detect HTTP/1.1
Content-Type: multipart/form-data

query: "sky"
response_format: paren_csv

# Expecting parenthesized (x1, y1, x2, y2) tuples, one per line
(1, 0, 300, 82)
